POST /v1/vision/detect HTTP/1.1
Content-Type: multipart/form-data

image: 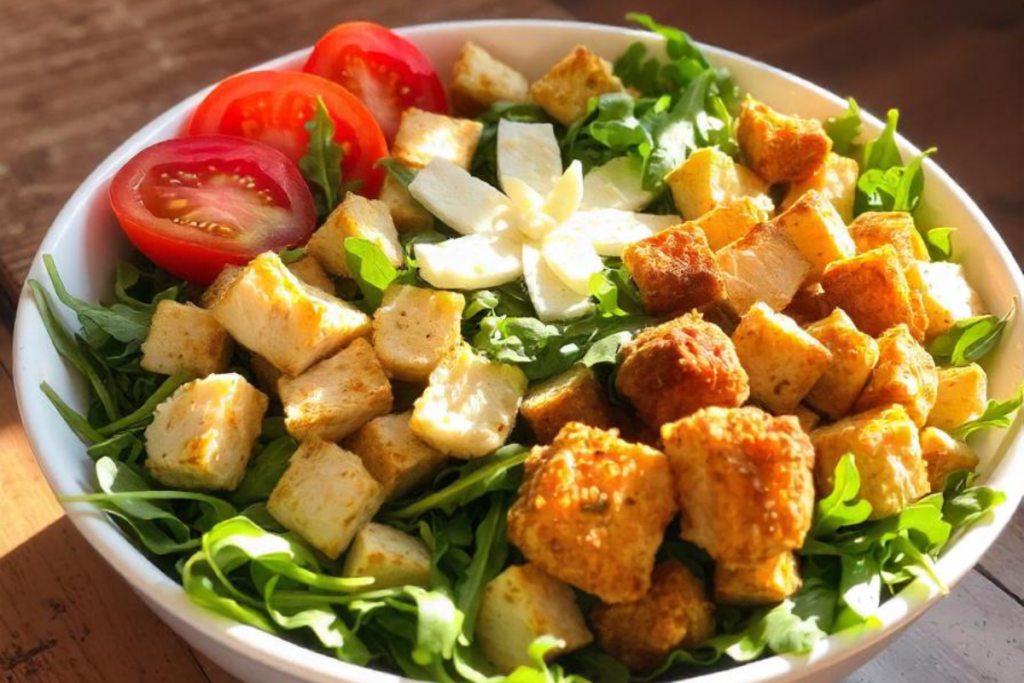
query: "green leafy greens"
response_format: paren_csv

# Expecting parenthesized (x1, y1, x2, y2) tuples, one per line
(929, 300, 1015, 367)
(299, 97, 346, 218)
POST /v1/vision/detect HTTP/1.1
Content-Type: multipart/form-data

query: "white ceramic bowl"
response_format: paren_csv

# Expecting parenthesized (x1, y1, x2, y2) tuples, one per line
(13, 18, 1024, 683)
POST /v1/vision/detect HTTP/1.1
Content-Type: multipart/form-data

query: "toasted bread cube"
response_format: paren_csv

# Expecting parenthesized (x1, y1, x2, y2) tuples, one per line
(791, 405, 822, 433)
(910, 261, 984, 338)
(692, 197, 770, 251)
(344, 412, 447, 499)
(140, 300, 234, 376)
(267, 439, 383, 559)
(249, 354, 282, 398)
(848, 212, 928, 268)
(820, 246, 928, 341)
(782, 153, 859, 223)
(920, 427, 980, 491)
(927, 364, 988, 432)
(805, 309, 881, 418)
(201, 265, 243, 309)
(372, 285, 465, 383)
(411, 345, 527, 458)
(783, 283, 835, 325)
(379, 172, 434, 233)
(508, 424, 677, 603)
(590, 560, 715, 673)
(342, 523, 432, 588)
(476, 564, 593, 673)
(616, 313, 749, 429)
(667, 148, 773, 221)
(812, 405, 928, 519)
(714, 552, 802, 606)
(450, 42, 530, 117)
(528, 45, 624, 126)
(307, 193, 403, 278)
(286, 254, 334, 294)
(855, 325, 938, 427)
(623, 224, 725, 316)
(392, 107, 484, 171)
(521, 365, 618, 444)
(279, 338, 392, 442)
(716, 221, 812, 315)
(773, 190, 855, 280)
(144, 374, 268, 491)
(210, 252, 370, 377)
(737, 99, 832, 183)
(662, 407, 815, 562)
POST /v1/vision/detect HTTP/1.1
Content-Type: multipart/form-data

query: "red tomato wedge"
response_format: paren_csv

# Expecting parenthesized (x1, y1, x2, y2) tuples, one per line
(303, 22, 447, 142)
(109, 135, 316, 284)
(188, 70, 387, 196)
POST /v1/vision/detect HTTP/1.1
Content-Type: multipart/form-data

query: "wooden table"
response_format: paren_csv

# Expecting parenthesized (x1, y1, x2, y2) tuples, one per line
(1, 1, 1021, 681)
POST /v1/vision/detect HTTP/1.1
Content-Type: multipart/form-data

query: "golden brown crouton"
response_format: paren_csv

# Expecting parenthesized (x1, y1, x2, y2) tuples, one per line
(662, 407, 816, 562)
(378, 172, 434, 233)
(920, 427, 980, 491)
(782, 153, 859, 223)
(344, 411, 448, 499)
(854, 325, 938, 427)
(848, 212, 929, 268)
(590, 560, 715, 672)
(286, 255, 334, 294)
(692, 197, 770, 251)
(773, 190, 856, 280)
(391, 108, 484, 171)
(507, 423, 677, 604)
(909, 261, 984, 339)
(450, 42, 530, 117)
(736, 98, 832, 183)
(529, 46, 624, 126)
(623, 224, 725, 316)
(714, 552, 802, 606)
(927, 364, 988, 432)
(201, 264, 243, 309)
(811, 405, 929, 519)
(342, 523, 432, 588)
(307, 193, 404, 278)
(783, 283, 836, 325)
(616, 314, 750, 429)
(667, 148, 772, 221)
(372, 284, 465, 383)
(805, 309, 881, 419)
(140, 300, 234, 377)
(521, 365, 619, 444)
(716, 221, 812, 315)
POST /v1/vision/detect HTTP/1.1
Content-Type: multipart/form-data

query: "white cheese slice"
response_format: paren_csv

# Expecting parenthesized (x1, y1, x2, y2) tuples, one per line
(581, 156, 654, 211)
(503, 177, 558, 241)
(408, 159, 514, 235)
(543, 160, 584, 226)
(414, 233, 523, 290)
(522, 243, 593, 322)
(561, 210, 681, 257)
(541, 230, 603, 295)
(497, 120, 563, 198)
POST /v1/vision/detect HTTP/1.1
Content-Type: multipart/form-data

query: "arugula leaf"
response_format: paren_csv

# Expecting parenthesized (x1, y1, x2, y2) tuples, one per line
(811, 454, 873, 538)
(861, 109, 903, 172)
(924, 227, 955, 262)
(929, 300, 1015, 366)
(96, 372, 192, 436)
(941, 470, 1007, 529)
(951, 383, 1024, 440)
(230, 436, 299, 507)
(853, 108, 935, 216)
(377, 157, 417, 187)
(343, 237, 401, 311)
(278, 247, 308, 265)
(824, 98, 862, 157)
(299, 97, 344, 218)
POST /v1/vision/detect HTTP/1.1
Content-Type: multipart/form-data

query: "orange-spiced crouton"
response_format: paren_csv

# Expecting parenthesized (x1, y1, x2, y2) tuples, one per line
(623, 224, 725, 316)
(716, 221, 812, 315)
(691, 197, 770, 251)
(920, 427, 980, 492)
(667, 148, 772, 221)
(773, 189, 855, 280)
(848, 212, 928, 268)
(521, 365, 620, 444)
(805, 309, 880, 419)
(737, 98, 832, 183)
(781, 153, 859, 223)
(854, 324, 938, 427)
(715, 552, 802, 606)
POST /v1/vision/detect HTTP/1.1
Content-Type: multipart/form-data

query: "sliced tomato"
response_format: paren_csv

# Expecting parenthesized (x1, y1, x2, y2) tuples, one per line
(303, 22, 447, 142)
(188, 70, 387, 196)
(110, 135, 316, 284)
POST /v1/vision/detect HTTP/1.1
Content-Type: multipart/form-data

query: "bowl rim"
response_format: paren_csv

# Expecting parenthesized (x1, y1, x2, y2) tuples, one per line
(12, 17, 1024, 683)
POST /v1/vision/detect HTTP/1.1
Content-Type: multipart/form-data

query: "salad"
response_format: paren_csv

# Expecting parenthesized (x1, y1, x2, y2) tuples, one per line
(31, 13, 1023, 683)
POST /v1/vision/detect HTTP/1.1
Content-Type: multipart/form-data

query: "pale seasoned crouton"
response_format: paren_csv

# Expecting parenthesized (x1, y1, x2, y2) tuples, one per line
(521, 365, 619, 444)
(732, 303, 833, 413)
(714, 552, 802, 606)
(855, 324, 938, 427)
(820, 245, 928, 341)
(371, 284, 465, 383)
(140, 300, 234, 376)
(667, 148, 773, 221)
(201, 264, 242, 309)
(782, 153, 859, 223)
(616, 313, 749, 429)
(783, 283, 835, 325)
(590, 560, 715, 672)
(920, 427, 980, 491)
(737, 98, 832, 183)
(286, 254, 334, 294)
(342, 523, 431, 588)
(716, 221, 812, 315)
(210, 252, 370, 376)
(691, 197, 769, 251)
(811, 405, 928, 519)
(450, 42, 530, 117)
(927, 364, 987, 432)
(773, 190, 855, 280)
(805, 309, 881, 419)
(145, 374, 267, 491)
(476, 564, 593, 673)
(848, 212, 928, 268)
(623, 224, 725, 316)
(344, 411, 447, 499)
(910, 261, 984, 338)
(267, 439, 383, 559)
(508, 424, 677, 603)
(411, 344, 527, 458)
(529, 45, 624, 126)
(392, 107, 484, 170)
(307, 193, 403, 278)
(662, 407, 816, 562)
(379, 172, 434, 233)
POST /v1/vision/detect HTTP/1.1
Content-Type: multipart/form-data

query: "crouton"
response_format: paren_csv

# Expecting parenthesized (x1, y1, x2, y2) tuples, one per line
(848, 212, 928, 268)
(391, 107, 484, 170)
(820, 245, 928, 341)
(927, 364, 988, 432)
(279, 338, 393, 442)
(371, 285, 465, 383)
(783, 283, 835, 325)
(411, 345, 527, 458)
(854, 324, 938, 427)
(910, 261, 984, 338)
(249, 354, 282, 398)
(210, 252, 370, 377)
(529, 45, 624, 126)
(623, 224, 725, 316)
(344, 411, 447, 499)
(667, 148, 773, 221)
(307, 193, 403, 278)
(267, 439, 383, 559)
(616, 313, 750, 429)
(201, 264, 242, 309)
(342, 523, 432, 588)
(144, 374, 267, 491)
(379, 171, 434, 233)
(714, 552, 802, 606)
(286, 254, 334, 294)
(691, 197, 770, 251)
(450, 41, 530, 117)
(716, 221, 812, 315)
(508, 423, 677, 603)
(773, 190, 855, 280)
(476, 564, 593, 673)
(805, 309, 881, 419)
(811, 405, 929, 519)
(782, 153, 859, 223)
(737, 98, 832, 183)
(792, 405, 822, 433)
(590, 560, 715, 672)
(920, 427, 980, 491)
(732, 303, 833, 413)
(521, 365, 619, 444)
(140, 300, 234, 377)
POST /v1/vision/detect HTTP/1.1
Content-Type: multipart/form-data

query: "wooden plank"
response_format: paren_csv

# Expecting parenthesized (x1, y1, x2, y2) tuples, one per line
(978, 504, 1024, 601)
